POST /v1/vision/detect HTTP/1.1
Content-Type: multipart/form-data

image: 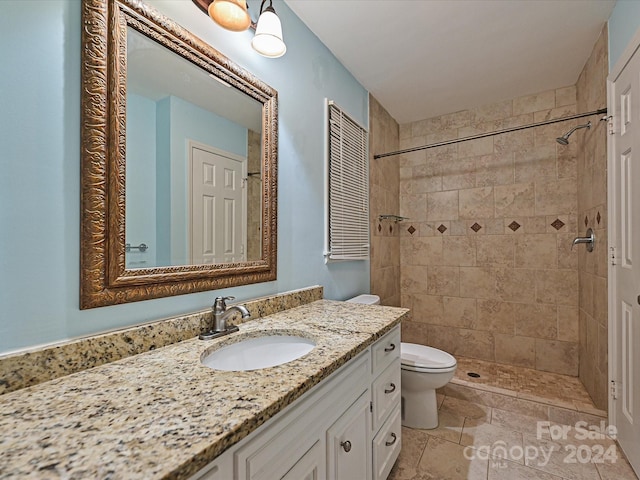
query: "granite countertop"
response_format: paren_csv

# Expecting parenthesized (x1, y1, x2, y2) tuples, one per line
(0, 300, 407, 479)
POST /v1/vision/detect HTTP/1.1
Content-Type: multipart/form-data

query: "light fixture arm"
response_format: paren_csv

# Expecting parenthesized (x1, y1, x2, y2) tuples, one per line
(249, 0, 273, 29)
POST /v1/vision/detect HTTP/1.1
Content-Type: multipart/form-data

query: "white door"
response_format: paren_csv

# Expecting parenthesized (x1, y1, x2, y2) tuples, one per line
(609, 37, 640, 476)
(190, 143, 247, 264)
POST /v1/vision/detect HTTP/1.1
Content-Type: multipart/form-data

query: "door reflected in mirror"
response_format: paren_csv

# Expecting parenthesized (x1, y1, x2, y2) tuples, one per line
(125, 28, 263, 269)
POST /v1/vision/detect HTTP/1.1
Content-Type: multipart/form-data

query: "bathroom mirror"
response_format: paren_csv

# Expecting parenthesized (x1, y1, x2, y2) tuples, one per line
(80, 0, 278, 308)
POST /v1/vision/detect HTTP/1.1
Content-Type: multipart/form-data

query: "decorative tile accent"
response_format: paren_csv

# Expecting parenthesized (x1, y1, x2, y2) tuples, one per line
(408, 225, 416, 235)
(508, 221, 521, 232)
(551, 218, 565, 230)
(470, 222, 482, 233)
(389, 225, 393, 234)
(584, 215, 589, 227)
(438, 224, 448, 234)
(378, 223, 382, 232)
(597, 211, 601, 225)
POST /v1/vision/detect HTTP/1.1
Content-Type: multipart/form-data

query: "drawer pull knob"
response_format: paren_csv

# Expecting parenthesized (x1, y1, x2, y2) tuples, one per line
(340, 440, 352, 453)
(385, 432, 397, 446)
(384, 383, 396, 394)
(384, 343, 396, 352)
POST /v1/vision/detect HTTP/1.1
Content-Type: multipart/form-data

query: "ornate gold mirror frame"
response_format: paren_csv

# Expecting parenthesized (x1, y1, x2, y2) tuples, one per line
(80, 0, 278, 309)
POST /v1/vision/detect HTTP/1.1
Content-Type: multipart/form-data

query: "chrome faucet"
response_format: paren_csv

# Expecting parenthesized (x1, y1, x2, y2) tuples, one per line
(572, 228, 595, 252)
(199, 296, 251, 340)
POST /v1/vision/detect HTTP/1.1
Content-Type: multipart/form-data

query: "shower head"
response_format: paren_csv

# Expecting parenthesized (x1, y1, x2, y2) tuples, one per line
(556, 121, 591, 145)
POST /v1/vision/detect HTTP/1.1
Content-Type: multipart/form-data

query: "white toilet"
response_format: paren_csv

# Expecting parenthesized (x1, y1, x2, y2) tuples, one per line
(400, 343, 457, 429)
(346, 294, 457, 430)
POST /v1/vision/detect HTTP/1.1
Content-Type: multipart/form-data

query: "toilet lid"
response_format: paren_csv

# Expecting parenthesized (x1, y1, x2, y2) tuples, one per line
(401, 342, 457, 369)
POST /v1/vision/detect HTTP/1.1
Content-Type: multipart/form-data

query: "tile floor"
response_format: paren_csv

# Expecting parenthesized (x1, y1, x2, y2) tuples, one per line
(389, 359, 638, 480)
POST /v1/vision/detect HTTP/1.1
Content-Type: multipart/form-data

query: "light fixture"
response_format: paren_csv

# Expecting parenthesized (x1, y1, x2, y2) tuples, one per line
(251, 0, 286, 58)
(192, 0, 286, 58)
(208, 0, 251, 32)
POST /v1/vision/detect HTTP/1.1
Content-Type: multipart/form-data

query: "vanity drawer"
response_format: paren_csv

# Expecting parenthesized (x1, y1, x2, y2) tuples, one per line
(371, 359, 401, 431)
(372, 404, 401, 480)
(371, 326, 400, 375)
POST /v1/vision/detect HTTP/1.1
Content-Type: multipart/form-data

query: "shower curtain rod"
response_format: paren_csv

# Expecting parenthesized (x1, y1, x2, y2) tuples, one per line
(373, 107, 608, 159)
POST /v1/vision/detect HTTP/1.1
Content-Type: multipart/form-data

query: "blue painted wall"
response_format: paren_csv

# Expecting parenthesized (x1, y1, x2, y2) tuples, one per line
(0, 0, 369, 354)
(126, 93, 158, 268)
(608, 0, 640, 70)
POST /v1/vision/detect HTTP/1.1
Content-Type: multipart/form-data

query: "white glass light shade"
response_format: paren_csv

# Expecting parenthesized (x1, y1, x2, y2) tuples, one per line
(208, 0, 251, 32)
(251, 9, 286, 58)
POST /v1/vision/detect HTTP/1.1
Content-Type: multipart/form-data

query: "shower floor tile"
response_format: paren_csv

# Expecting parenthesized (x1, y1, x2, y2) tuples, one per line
(451, 356, 605, 416)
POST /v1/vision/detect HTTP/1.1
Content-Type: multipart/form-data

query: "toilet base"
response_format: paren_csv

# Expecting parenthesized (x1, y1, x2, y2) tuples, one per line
(401, 388, 438, 429)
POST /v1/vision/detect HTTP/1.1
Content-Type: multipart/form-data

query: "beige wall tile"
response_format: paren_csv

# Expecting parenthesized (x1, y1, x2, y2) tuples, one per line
(400, 265, 428, 293)
(443, 236, 476, 266)
(557, 233, 578, 269)
(400, 193, 428, 222)
(401, 320, 429, 345)
(459, 186, 495, 219)
(476, 299, 515, 334)
(496, 268, 536, 303)
(495, 334, 536, 368)
(442, 296, 477, 328)
(460, 267, 496, 299)
(535, 179, 578, 216)
(535, 339, 579, 375)
(456, 328, 496, 361)
(427, 190, 459, 220)
(514, 234, 558, 268)
(557, 305, 579, 342)
(556, 85, 577, 107)
(533, 104, 578, 123)
(515, 303, 558, 339)
(514, 145, 556, 183)
(494, 130, 534, 155)
(441, 110, 471, 130)
(401, 236, 442, 266)
(495, 183, 535, 217)
(411, 163, 443, 193)
(513, 90, 556, 115)
(442, 158, 476, 190)
(477, 235, 515, 266)
(458, 135, 494, 158)
(412, 294, 444, 324)
(470, 99, 513, 123)
(427, 266, 460, 296)
(476, 152, 514, 187)
(535, 269, 579, 305)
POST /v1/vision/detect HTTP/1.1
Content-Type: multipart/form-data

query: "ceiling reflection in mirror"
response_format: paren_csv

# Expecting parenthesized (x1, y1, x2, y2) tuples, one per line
(125, 27, 264, 269)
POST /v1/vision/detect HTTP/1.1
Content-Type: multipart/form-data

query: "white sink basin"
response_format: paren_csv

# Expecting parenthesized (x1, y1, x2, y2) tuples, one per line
(201, 335, 316, 371)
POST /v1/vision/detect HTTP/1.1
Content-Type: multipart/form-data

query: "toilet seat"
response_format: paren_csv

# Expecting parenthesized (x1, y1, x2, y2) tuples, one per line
(401, 342, 457, 373)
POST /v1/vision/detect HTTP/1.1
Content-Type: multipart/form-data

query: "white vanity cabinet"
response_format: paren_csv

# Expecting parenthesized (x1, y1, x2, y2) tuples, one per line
(190, 325, 401, 480)
(370, 327, 402, 480)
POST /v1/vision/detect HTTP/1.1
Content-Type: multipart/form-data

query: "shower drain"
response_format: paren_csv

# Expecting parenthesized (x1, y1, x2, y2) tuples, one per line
(467, 372, 481, 378)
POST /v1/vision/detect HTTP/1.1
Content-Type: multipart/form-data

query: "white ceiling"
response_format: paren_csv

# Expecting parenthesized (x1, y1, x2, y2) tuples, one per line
(285, 0, 615, 124)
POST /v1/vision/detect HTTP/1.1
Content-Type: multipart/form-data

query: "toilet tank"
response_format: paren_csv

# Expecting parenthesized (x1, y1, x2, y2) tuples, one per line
(346, 294, 380, 305)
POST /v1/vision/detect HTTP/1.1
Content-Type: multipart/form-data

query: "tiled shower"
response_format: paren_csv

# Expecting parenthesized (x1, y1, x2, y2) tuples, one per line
(369, 27, 609, 410)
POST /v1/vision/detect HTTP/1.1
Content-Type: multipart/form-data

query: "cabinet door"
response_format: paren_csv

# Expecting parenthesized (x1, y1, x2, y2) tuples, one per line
(282, 441, 323, 480)
(372, 405, 401, 480)
(371, 359, 401, 431)
(327, 392, 371, 480)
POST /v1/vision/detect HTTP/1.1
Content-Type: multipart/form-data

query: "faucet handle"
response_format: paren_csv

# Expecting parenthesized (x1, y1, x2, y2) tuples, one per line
(213, 296, 235, 311)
